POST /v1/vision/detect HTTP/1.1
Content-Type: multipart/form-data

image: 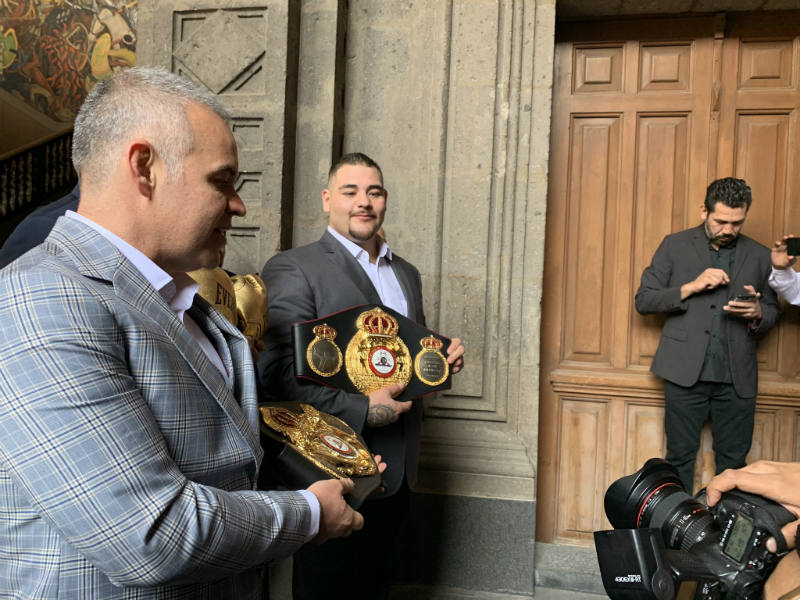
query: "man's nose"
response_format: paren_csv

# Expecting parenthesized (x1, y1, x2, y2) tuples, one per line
(229, 192, 246, 217)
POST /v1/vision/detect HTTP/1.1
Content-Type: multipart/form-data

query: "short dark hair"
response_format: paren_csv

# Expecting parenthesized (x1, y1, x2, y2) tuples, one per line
(704, 177, 752, 213)
(328, 152, 383, 185)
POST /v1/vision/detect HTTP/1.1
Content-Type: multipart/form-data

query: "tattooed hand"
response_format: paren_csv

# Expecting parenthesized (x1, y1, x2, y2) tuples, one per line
(366, 382, 411, 427)
(366, 404, 399, 427)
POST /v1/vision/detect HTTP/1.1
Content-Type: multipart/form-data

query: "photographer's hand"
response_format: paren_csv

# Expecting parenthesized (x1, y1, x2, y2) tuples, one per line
(707, 461, 800, 551)
(772, 236, 797, 270)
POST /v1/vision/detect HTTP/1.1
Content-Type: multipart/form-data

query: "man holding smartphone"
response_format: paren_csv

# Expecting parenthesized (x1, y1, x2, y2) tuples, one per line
(635, 177, 780, 492)
(769, 236, 800, 304)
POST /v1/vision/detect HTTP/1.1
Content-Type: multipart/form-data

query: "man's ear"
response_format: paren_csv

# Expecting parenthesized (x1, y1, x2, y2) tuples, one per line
(700, 203, 708, 222)
(321, 188, 331, 213)
(128, 141, 156, 198)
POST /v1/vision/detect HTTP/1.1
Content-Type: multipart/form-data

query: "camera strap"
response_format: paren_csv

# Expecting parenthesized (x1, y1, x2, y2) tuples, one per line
(753, 503, 794, 554)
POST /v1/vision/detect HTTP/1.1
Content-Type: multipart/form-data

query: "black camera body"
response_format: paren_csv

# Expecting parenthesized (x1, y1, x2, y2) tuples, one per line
(594, 458, 794, 600)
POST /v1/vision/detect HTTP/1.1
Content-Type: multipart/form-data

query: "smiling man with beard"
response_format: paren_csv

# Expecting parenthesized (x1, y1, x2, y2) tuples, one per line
(259, 152, 464, 599)
(635, 177, 780, 493)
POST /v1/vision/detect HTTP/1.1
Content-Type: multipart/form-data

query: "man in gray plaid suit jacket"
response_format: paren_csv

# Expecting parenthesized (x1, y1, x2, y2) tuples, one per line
(0, 68, 363, 598)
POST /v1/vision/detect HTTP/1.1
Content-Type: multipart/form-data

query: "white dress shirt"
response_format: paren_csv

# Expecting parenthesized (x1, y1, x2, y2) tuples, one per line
(327, 226, 409, 316)
(768, 266, 800, 306)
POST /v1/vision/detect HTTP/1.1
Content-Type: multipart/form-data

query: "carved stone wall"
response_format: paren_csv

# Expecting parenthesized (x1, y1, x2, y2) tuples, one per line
(138, 0, 297, 276)
(137, 1, 555, 596)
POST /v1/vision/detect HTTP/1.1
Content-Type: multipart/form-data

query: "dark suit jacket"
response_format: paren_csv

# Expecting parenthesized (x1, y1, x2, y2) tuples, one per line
(635, 225, 779, 397)
(259, 231, 426, 496)
(0, 184, 80, 269)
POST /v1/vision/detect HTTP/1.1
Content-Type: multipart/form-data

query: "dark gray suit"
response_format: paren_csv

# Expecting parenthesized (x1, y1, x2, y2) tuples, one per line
(259, 230, 425, 497)
(635, 225, 779, 488)
(635, 225, 779, 396)
(260, 230, 426, 599)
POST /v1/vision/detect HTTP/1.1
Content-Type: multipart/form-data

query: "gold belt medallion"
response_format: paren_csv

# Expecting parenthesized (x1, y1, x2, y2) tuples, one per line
(259, 403, 377, 478)
(345, 307, 412, 394)
(306, 323, 343, 377)
(414, 335, 449, 386)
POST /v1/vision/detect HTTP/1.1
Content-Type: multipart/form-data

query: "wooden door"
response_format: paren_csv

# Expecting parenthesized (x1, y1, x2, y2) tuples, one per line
(538, 12, 800, 546)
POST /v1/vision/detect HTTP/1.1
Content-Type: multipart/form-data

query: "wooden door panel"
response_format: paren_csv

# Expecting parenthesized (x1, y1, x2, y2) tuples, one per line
(737, 40, 794, 90)
(622, 402, 666, 475)
(639, 43, 693, 92)
(629, 114, 691, 367)
(555, 397, 609, 543)
(731, 113, 790, 375)
(733, 113, 789, 249)
(574, 46, 624, 93)
(539, 13, 800, 546)
(563, 117, 621, 364)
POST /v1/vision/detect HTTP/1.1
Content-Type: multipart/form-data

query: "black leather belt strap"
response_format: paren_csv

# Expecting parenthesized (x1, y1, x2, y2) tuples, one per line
(292, 304, 452, 402)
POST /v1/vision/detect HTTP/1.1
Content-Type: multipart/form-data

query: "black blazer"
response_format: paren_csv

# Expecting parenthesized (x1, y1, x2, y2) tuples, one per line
(259, 231, 426, 496)
(635, 225, 779, 397)
(0, 185, 80, 269)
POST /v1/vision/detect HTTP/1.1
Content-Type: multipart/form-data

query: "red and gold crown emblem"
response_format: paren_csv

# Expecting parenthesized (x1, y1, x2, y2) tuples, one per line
(358, 307, 399, 336)
(313, 323, 337, 340)
(420, 335, 443, 351)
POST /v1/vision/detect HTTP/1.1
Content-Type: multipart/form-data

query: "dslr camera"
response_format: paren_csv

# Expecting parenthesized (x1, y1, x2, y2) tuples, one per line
(594, 458, 794, 599)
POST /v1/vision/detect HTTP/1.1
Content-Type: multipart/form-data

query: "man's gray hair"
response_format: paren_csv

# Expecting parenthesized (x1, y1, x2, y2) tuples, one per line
(72, 67, 231, 184)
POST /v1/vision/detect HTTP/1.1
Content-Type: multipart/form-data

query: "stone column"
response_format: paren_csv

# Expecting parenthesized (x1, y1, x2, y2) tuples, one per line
(137, 0, 300, 275)
(291, 0, 346, 248)
(340, 1, 555, 596)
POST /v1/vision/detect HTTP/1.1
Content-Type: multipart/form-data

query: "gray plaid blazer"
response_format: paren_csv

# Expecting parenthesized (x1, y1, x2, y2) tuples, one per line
(0, 217, 312, 599)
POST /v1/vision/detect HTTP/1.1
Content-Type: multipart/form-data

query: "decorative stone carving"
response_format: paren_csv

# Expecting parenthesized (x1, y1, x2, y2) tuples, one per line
(173, 10, 265, 94)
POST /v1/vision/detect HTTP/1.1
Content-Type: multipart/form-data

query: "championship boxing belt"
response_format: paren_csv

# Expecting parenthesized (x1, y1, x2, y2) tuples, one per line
(258, 402, 382, 508)
(292, 304, 452, 402)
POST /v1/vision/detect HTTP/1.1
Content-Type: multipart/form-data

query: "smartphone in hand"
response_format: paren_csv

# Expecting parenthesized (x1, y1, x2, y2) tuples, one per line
(786, 237, 800, 257)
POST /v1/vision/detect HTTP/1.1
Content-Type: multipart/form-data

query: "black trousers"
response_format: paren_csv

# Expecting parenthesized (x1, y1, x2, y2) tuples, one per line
(663, 380, 755, 493)
(292, 481, 411, 600)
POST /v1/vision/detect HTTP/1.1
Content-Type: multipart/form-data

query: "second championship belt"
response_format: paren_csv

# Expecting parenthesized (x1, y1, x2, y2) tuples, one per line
(258, 402, 381, 508)
(293, 304, 451, 402)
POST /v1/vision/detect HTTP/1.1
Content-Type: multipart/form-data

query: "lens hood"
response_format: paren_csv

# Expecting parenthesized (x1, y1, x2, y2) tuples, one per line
(605, 458, 684, 529)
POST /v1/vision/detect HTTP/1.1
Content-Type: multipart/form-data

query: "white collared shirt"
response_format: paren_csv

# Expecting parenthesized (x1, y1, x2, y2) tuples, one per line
(66, 211, 232, 387)
(327, 226, 409, 317)
(769, 266, 800, 306)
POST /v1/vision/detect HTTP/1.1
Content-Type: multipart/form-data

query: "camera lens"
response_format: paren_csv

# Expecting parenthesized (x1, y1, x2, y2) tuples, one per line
(604, 458, 718, 552)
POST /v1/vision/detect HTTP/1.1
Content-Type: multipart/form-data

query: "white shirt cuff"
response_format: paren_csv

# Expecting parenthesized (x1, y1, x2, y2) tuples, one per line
(298, 489, 320, 542)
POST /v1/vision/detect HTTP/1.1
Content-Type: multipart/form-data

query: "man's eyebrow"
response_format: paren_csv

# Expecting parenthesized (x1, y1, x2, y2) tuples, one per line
(211, 165, 237, 179)
(336, 183, 386, 193)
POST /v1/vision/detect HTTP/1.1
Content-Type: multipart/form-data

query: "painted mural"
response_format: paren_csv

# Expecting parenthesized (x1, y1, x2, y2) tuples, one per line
(0, 1, 137, 122)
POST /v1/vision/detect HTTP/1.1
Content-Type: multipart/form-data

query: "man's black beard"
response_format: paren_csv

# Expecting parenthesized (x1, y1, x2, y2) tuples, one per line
(704, 220, 736, 247)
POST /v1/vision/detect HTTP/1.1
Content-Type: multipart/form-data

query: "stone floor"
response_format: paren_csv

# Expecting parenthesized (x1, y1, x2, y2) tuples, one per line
(272, 541, 612, 599)
(389, 585, 607, 599)
(534, 587, 607, 599)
